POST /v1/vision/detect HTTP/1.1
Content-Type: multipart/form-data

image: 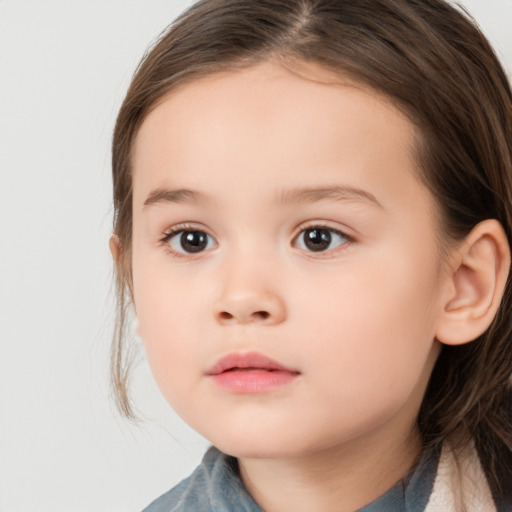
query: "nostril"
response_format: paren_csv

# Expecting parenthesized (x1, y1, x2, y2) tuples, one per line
(217, 310, 270, 321)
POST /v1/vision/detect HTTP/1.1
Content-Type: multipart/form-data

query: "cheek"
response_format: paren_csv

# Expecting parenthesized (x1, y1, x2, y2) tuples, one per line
(290, 249, 441, 394)
(132, 260, 208, 393)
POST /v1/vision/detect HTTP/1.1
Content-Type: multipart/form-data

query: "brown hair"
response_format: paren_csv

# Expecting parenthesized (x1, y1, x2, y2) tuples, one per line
(111, 0, 512, 500)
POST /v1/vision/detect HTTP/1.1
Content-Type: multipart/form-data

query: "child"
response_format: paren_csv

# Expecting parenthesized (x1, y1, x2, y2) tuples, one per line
(108, 0, 512, 510)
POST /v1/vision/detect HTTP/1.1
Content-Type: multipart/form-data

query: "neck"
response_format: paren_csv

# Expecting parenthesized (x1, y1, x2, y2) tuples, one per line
(238, 425, 422, 512)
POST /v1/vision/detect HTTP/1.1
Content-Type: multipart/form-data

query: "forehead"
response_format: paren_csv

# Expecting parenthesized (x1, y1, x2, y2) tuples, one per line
(132, 60, 431, 215)
(134, 60, 413, 155)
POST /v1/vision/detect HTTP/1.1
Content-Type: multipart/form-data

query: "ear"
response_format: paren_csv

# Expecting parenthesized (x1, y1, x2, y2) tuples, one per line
(109, 234, 136, 310)
(109, 234, 122, 267)
(435, 219, 510, 346)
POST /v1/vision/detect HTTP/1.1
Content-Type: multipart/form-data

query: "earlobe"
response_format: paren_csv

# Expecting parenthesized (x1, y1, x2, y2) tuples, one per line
(436, 219, 510, 346)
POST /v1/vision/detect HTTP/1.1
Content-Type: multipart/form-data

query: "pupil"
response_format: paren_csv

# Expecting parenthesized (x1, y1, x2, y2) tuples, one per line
(181, 231, 207, 253)
(304, 228, 331, 251)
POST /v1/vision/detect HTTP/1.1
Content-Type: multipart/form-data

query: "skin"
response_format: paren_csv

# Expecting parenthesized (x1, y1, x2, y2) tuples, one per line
(122, 61, 482, 511)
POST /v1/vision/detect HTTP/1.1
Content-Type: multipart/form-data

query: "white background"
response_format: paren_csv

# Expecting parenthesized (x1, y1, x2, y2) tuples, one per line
(0, 1, 510, 511)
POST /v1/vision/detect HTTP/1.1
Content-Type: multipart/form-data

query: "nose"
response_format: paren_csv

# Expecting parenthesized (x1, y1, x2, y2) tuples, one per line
(213, 265, 287, 326)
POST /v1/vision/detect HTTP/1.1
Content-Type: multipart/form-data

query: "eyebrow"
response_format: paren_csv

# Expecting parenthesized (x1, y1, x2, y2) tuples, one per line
(277, 185, 383, 209)
(142, 184, 383, 209)
(143, 188, 209, 208)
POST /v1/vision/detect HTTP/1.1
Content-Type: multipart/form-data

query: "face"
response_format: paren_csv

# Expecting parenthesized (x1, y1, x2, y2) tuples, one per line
(130, 61, 447, 460)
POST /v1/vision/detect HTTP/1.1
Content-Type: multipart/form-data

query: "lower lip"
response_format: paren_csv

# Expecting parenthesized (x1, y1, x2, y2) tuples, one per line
(210, 369, 299, 393)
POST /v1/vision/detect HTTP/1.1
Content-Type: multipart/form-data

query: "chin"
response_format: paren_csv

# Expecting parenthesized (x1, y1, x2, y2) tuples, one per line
(206, 429, 324, 460)
(216, 442, 299, 460)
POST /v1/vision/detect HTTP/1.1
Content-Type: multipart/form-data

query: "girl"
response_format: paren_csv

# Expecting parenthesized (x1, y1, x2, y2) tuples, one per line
(109, 0, 512, 510)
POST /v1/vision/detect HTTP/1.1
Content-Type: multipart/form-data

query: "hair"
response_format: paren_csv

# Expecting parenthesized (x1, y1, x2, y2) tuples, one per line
(110, 0, 512, 502)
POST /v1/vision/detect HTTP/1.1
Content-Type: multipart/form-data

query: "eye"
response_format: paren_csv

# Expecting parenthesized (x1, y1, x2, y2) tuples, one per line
(294, 226, 350, 253)
(166, 229, 216, 254)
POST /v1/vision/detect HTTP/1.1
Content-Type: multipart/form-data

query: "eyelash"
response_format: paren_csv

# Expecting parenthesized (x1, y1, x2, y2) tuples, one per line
(292, 222, 353, 256)
(159, 222, 353, 257)
(159, 223, 215, 258)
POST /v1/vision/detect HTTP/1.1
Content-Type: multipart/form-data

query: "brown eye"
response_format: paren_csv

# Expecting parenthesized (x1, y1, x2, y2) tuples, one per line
(295, 227, 349, 252)
(168, 230, 216, 254)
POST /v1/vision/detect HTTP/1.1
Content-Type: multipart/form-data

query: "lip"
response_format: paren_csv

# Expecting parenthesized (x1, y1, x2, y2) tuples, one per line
(206, 351, 300, 394)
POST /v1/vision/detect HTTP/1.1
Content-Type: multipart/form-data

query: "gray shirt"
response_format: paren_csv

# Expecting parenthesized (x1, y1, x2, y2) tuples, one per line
(142, 445, 439, 512)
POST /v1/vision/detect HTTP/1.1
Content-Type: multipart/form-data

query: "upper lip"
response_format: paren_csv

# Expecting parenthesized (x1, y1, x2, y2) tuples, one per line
(206, 351, 300, 376)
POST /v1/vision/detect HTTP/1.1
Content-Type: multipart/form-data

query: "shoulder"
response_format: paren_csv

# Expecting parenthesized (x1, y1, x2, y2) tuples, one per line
(141, 446, 263, 512)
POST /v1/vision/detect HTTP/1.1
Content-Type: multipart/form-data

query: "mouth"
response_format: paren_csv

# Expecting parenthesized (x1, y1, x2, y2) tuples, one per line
(206, 351, 301, 394)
